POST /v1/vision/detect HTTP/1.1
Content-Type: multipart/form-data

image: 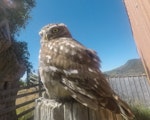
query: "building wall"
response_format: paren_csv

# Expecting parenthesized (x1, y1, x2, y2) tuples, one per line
(124, 0, 150, 82)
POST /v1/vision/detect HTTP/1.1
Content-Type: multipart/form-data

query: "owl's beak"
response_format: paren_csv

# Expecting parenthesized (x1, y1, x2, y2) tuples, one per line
(0, 20, 11, 41)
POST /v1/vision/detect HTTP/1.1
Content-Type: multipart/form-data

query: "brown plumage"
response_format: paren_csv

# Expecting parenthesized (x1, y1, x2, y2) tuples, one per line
(39, 23, 135, 120)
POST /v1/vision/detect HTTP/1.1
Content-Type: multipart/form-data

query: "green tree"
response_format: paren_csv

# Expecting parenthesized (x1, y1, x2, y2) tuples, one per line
(11, 40, 33, 72)
(0, 0, 35, 78)
(19, 79, 26, 86)
(4, 0, 36, 35)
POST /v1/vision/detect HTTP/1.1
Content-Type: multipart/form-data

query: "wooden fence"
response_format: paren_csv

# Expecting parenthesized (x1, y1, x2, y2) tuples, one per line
(0, 75, 149, 120)
(107, 75, 150, 107)
(0, 83, 45, 120)
(16, 83, 45, 120)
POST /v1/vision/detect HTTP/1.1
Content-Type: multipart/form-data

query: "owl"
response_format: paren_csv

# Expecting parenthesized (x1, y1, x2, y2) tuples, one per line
(39, 23, 134, 119)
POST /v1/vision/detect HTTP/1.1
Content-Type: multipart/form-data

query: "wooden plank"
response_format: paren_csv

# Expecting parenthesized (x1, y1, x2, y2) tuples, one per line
(143, 76, 150, 96)
(64, 102, 73, 120)
(116, 77, 124, 99)
(72, 102, 89, 120)
(34, 97, 122, 120)
(17, 107, 34, 118)
(127, 77, 135, 102)
(19, 84, 41, 90)
(108, 76, 150, 107)
(139, 76, 149, 104)
(88, 109, 97, 120)
(122, 77, 130, 102)
(27, 116, 34, 120)
(17, 89, 45, 98)
(38, 71, 42, 97)
(124, 0, 150, 81)
(16, 99, 36, 109)
(132, 76, 141, 101)
(0, 99, 35, 116)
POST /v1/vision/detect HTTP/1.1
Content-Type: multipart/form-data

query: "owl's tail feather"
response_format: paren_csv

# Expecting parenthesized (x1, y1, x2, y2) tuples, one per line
(105, 95, 135, 120)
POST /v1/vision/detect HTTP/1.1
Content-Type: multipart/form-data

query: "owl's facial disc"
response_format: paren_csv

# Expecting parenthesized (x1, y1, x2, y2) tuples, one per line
(39, 23, 72, 40)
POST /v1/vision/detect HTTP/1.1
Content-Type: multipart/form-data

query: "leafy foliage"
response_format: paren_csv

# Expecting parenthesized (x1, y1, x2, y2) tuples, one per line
(132, 104, 150, 120)
(5, 0, 36, 35)
(11, 40, 32, 72)
(19, 79, 26, 86)
(0, 0, 36, 79)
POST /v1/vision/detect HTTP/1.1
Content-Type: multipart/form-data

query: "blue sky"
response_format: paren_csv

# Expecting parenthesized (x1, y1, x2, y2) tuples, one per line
(17, 0, 139, 72)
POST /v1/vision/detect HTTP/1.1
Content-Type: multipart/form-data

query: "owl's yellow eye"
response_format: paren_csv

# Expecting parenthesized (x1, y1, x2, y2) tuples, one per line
(52, 28, 59, 33)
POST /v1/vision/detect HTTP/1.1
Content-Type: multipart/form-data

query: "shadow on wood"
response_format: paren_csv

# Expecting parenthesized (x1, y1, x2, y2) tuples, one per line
(34, 97, 123, 120)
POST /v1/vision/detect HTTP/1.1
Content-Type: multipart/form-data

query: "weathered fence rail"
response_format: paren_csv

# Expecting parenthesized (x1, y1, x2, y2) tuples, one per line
(0, 83, 45, 120)
(0, 75, 149, 120)
(16, 83, 45, 120)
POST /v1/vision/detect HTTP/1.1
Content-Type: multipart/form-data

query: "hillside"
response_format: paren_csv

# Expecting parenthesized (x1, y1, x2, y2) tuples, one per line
(104, 59, 145, 76)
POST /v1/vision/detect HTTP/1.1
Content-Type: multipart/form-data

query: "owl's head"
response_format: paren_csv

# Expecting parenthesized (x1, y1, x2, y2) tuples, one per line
(39, 23, 72, 40)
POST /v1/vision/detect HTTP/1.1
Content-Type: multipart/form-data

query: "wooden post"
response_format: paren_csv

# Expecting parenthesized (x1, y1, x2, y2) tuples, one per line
(0, 17, 26, 119)
(38, 71, 42, 97)
(34, 97, 123, 120)
(123, 0, 150, 82)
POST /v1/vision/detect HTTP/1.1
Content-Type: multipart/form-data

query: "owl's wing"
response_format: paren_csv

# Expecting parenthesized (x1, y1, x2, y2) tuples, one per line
(50, 38, 116, 110)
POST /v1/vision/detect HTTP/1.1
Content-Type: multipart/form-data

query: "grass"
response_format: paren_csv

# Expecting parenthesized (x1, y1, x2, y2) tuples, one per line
(17, 110, 33, 120)
(131, 104, 150, 120)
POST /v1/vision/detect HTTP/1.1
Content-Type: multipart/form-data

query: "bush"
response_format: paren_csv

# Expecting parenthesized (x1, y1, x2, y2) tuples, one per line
(131, 104, 150, 120)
